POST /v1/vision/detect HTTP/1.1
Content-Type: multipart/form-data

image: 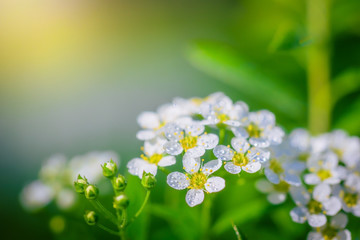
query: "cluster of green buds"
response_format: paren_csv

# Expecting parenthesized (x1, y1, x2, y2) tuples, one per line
(74, 175, 99, 200)
(73, 159, 156, 239)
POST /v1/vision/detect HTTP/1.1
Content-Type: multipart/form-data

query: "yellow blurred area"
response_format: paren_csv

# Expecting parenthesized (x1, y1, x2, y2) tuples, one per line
(0, 0, 119, 98)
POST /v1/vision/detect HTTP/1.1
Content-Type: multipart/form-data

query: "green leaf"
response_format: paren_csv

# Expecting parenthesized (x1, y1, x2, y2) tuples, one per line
(268, 23, 310, 52)
(331, 68, 360, 104)
(212, 199, 267, 236)
(333, 96, 360, 135)
(187, 41, 305, 120)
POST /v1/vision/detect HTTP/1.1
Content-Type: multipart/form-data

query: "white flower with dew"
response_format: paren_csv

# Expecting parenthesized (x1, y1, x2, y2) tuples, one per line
(307, 213, 351, 240)
(166, 156, 225, 207)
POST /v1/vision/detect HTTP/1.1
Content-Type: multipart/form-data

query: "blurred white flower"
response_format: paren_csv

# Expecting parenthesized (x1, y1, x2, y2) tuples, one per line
(256, 178, 292, 204)
(290, 184, 342, 227)
(20, 180, 54, 211)
(307, 213, 351, 240)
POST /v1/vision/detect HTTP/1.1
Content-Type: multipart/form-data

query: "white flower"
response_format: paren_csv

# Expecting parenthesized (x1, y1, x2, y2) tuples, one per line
(136, 111, 163, 141)
(231, 110, 284, 148)
(166, 156, 225, 207)
(333, 184, 360, 217)
(213, 137, 269, 174)
(290, 184, 342, 227)
(307, 213, 351, 240)
(199, 93, 248, 127)
(264, 157, 305, 186)
(304, 152, 344, 185)
(163, 122, 219, 157)
(127, 137, 176, 178)
(20, 180, 55, 211)
(256, 178, 292, 205)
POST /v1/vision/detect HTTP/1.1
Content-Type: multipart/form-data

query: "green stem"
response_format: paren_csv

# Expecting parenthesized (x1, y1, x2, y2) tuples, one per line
(232, 222, 242, 240)
(127, 190, 151, 226)
(158, 166, 171, 175)
(90, 200, 118, 225)
(219, 128, 225, 144)
(306, 0, 331, 134)
(201, 196, 213, 240)
(97, 223, 119, 236)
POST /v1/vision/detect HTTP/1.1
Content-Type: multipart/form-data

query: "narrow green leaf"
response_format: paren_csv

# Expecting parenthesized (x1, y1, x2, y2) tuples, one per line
(331, 68, 360, 104)
(212, 199, 267, 236)
(187, 41, 305, 120)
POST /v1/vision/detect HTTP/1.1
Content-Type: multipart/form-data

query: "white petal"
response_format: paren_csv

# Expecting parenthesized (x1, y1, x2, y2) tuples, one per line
(167, 172, 190, 190)
(255, 179, 273, 193)
(247, 147, 270, 163)
(231, 127, 249, 138)
(185, 124, 205, 136)
(264, 168, 280, 184)
(186, 189, 205, 207)
(144, 138, 166, 156)
(136, 130, 156, 140)
(205, 177, 225, 193)
(202, 159, 222, 175)
(242, 161, 261, 173)
(137, 111, 160, 129)
(224, 162, 241, 174)
(224, 120, 241, 127)
(142, 162, 158, 178)
(290, 185, 310, 205)
(304, 173, 321, 185)
(290, 206, 307, 223)
(323, 197, 342, 216)
(249, 137, 270, 148)
(183, 155, 200, 174)
(331, 212, 348, 229)
(231, 137, 250, 153)
(266, 126, 284, 145)
(213, 145, 234, 161)
(127, 158, 145, 178)
(308, 214, 327, 227)
(284, 173, 302, 186)
(307, 232, 322, 240)
(56, 189, 76, 210)
(268, 192, 286, 205)
(283, 161, 306, 173)
(313, 183, 331, 202)
(185, 146, 206, 158)
(250, 110, 275, 128)
(164, 141, 183, 156)
(158, 156, 176, 167)
(197, 133, 219, 149)
(164, 123, 183, 141)
(338, 230, 351, 240)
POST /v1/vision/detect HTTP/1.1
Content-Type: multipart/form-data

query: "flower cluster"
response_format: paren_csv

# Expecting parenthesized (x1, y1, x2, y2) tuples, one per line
(256, 129, 360, 240)
(20, 151, 119, 211)
(128, 92, 284, 207)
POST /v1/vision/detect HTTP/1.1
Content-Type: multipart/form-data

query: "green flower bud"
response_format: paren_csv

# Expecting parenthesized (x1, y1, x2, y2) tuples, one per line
(114, 174, 127, 192)
(85, 184, 99, 200)
(113, 194, 129, 209)
(84, 211, 98, 226)
(141, 172, 156, 190)
(74, 175, 88, 194)
(102, 159, 118, 178)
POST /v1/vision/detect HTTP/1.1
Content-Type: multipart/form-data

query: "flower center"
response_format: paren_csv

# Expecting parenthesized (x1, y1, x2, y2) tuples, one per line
(190, 172, 207, 189)
(216, 113, 230, 123)
(317, 169, 332, 181)
(343, 193, 358, 208)
(321, 225, 338, 240)
(331, 147, 343, 159)
(141, 154, 162, 164)
(273, 180, 290, 193)
(180, 135, 198, 151)
(298, 153, 309, 161)
(307, 199, 323, 214)
(269, 159, 284, 174)
(246, 123, 261, 138)
(232, 152, 249, 167)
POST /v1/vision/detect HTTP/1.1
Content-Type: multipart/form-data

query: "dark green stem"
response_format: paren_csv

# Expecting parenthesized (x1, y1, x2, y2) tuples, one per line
(97, 223, 119, 236)
(127, 190, 151, 226)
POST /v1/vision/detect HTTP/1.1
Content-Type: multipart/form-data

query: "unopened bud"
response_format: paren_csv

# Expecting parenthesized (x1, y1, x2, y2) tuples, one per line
(74, 175, 88, 194)
(85, 185, 99, 200)
(114, 174, 127, 192)
(84, 211, 98, 226)
(113, 194, 129, 209)
(102, 159, 118, 178)
(141, 172, 156, 190)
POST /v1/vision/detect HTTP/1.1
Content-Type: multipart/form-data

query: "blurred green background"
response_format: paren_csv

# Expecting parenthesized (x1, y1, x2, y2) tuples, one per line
(0, 0, 359, 239)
